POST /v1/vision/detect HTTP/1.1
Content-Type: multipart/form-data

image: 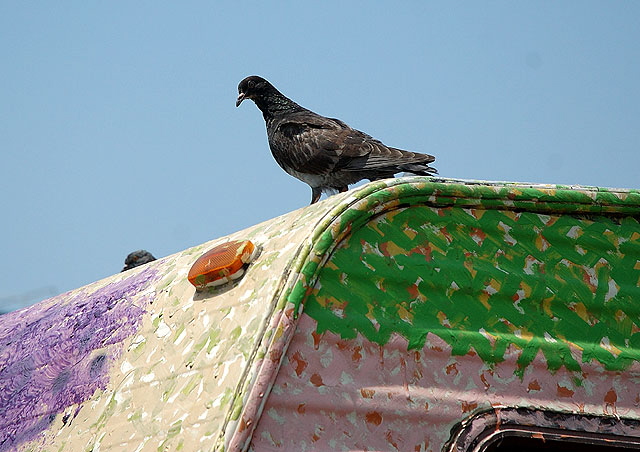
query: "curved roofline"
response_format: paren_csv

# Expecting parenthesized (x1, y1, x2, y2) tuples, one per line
(6, 176, 639, 451)
(286, 176, 640, 315)
(225, 176, 640, 450)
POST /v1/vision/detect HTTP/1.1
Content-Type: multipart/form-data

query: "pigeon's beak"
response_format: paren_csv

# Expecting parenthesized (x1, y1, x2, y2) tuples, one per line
(236, 92, 246, 107)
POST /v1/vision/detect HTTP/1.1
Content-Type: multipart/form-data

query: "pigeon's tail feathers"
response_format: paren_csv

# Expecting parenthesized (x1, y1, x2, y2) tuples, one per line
(348, 147, 437, 174)
(389, 147, 436, 163)
(397, 161, 438, 176)
(385, 147, 437, 176)
(364, 163, 437, 180)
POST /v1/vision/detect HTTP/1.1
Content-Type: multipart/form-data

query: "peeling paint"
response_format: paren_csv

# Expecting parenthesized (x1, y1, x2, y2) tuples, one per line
(2, 177, 640, 452)
(0, 268, 158, 451)
(305, 204, 640, 377)
(251, 178, 640, 451)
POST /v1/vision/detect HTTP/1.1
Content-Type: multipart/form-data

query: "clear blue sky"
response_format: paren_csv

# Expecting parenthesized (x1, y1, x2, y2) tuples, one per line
(1, 2, 639, 312)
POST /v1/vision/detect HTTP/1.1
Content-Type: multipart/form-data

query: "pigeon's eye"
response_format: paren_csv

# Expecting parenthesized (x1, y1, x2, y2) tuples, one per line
(247, 80, 255, 89)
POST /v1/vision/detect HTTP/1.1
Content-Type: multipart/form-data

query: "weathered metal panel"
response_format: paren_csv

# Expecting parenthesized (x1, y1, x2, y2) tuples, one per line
(0, 199, 333, 452)
(3, 177, 640, 452)
(250, 179, 640, 451)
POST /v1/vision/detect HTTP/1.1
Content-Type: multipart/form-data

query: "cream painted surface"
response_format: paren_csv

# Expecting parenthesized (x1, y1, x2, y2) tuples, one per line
(29, 196, 339, 452)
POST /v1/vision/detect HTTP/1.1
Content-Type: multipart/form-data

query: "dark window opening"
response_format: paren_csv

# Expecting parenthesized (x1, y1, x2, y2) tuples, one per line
(486, 435, 636, 452)
(445, 408, 640, 452)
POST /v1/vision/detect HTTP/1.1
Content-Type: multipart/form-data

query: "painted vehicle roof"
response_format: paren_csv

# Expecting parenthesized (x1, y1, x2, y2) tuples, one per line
(1, 177, 639, 452)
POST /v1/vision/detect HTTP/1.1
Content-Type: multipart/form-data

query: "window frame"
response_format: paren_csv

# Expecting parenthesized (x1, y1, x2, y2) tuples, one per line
(444, 407, 640, 451)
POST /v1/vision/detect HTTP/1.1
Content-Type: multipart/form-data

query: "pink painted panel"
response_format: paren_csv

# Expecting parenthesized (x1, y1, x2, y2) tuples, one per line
(250, 314, 640, 451)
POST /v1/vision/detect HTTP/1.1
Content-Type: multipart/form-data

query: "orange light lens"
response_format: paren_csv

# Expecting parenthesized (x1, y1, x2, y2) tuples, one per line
(188, 240, 256, 290)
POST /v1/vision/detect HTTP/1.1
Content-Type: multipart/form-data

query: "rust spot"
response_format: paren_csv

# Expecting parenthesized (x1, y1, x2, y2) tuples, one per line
(380, 242, 391, 257)
(605, 389, 617, 404)
(400, 357, 411, 400)
(310, 373, 324, 387)
(311, 433, 320, 442)
(237, 416, 249, 433)
(297, 403, 306, 414)
(470, 228, 487, 246)
(365, 411, 383, 426)
(378, 280, 387, 293)
(431, 345, 443, 352)
(329, 298, 348, 313)
(528, 380, 541, 392)
(461, 401, 478, 413)
(269, 348, 282, 363)
(385, 431, 399, 449)
(312, 331, 322, 350)
(409, 244, 432, 262)
(291, 351, 307, 377)
(494, 407, 502, 431)
(417, 439, 430, 451)
(336, 340, 349, 350)
(440, 226, 453, 242)
(480, 372, 490, 389)
(413, 351, 421, 362)
(352, 346, 362, 363)
(424, 402, 429, 412)
(446, 363, 458, 375)
(557, 384, 575, 398)
(407, 283, 420, 299)
(361, 388, 375, 399)
(582, 269, 597, 291)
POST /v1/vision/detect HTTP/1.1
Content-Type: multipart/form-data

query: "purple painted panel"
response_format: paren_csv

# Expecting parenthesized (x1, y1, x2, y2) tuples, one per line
(0, 268, 158, 452)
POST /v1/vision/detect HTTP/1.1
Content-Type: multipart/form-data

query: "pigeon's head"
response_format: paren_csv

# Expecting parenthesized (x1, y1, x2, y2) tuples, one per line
(236, 76, 276, 107)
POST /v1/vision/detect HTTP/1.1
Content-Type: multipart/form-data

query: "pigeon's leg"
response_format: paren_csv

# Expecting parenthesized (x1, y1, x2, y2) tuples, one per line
(310, 187, 322, 205)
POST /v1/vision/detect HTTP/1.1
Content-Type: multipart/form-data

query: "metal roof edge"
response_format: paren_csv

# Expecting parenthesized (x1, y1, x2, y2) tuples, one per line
(229, 176, 640, 450)
(281, 176, 640, 317)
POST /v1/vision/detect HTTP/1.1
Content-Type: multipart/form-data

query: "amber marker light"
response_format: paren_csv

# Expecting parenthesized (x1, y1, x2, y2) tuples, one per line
(188, 240, 258, 290)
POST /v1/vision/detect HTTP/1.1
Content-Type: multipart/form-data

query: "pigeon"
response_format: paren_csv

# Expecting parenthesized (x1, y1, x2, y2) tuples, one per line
(122, 250, 156, 272)
(236, 75, 437, 204)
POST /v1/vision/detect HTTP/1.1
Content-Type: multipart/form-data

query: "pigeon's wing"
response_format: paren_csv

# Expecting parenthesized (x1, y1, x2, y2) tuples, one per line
(271, 111, 436, 176)
(323, 121, 436, 174)
(270, 112, 362, 175)
(315, 119, 437, 173)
